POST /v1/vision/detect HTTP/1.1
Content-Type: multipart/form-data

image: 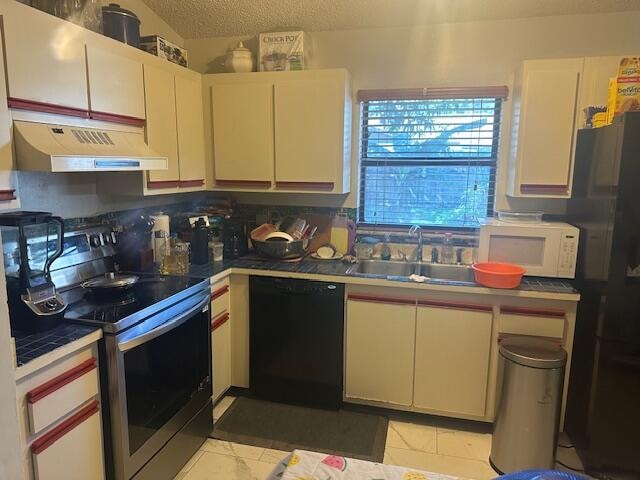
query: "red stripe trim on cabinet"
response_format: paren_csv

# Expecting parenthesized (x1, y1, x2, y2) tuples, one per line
(30, 400, 99, 455)
(211, 285, 229, 300)
(500, 306, 566, 318)
(0, 189, 16, 201)
(418, 299, 493, 312)
(275, 181, 335, 190)
(89, 111, 146, 127)
(215, 180, 272, 188)
(147, 180, 180, 189)
(179, 179, 205, 188)
(211, 312, 230, 331)
(27, 358, 97, 404)
(8, 97, 90, 118)
(520, 184, 568, 194)
(347, 293, 416, 306)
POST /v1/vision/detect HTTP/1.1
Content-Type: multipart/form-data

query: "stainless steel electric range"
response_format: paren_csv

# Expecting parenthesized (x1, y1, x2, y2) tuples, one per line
(50, 224, 212, 480)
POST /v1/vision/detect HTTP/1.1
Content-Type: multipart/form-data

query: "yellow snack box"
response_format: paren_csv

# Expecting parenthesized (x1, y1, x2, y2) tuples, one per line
(615, 57, 640, 116)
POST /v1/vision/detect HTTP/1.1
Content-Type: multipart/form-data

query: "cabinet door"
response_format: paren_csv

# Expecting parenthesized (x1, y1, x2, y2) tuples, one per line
(211, 83, 274, 188)
(345, 296, 416, 406)
(0, 38, 19, 208)
(31, 401, 104, 480)
(2, 7, 88, 111)
(274, 78, 344, 190)
(86, 46, 145, 121)
(212, 312, 231, 401)
(175, 75, 206, 186)
(414, 302, 493, 417)
(516, 59, 583, 196)
(144, 64, 180, 187)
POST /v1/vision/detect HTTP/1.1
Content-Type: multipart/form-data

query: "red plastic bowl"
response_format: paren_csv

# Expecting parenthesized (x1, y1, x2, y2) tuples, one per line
(472, 262, 526, 289)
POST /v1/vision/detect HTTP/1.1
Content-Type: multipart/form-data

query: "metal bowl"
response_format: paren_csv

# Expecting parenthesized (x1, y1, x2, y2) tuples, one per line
(251, 237, 313, 259)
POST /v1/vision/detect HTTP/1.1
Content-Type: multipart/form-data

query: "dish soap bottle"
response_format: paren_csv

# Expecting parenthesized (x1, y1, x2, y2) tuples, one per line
(442, 233, 454, 264)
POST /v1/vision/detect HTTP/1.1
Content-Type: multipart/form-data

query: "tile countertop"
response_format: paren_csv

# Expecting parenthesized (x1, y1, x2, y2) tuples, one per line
(14, 323, 102, 380)
(189, 256, 580, 301)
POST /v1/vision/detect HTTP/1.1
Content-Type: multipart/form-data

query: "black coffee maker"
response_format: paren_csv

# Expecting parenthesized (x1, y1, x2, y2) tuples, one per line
(0, 212, 66, 333)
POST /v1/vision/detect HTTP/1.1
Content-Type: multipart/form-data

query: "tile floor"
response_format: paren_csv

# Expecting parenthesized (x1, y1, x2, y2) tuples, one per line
(174, 396, 584, 480)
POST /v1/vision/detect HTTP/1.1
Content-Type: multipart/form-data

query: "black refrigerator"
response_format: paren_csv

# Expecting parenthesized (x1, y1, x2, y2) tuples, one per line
(565, 112, 640, 479)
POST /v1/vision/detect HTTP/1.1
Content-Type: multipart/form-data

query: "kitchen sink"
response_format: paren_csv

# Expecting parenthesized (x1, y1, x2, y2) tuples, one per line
(346, 260, 476, 284)
(419, 263, 476, 283)
(348, 260, 416, 277)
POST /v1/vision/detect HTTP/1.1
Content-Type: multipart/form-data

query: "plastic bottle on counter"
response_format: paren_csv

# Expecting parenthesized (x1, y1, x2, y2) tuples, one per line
(442, 233, 454, 264)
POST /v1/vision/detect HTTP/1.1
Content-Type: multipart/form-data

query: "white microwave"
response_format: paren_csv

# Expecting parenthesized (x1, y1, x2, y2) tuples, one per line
(478, 220, 579, 278)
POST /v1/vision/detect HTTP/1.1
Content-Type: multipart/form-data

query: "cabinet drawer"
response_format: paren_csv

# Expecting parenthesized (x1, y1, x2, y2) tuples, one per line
(31, 400, 104, 480)
(26, 358, 99, 436)
(499, 306, 566, 340)
(211, 281, 230, 316)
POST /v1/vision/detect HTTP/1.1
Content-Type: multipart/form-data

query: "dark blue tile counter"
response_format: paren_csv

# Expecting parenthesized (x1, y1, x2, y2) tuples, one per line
(187, 256, 577, 296)
(14, 323, 101, 367)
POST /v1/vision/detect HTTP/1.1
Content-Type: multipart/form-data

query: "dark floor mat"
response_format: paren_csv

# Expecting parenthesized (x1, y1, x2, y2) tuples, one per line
(212, 397, 388, 462)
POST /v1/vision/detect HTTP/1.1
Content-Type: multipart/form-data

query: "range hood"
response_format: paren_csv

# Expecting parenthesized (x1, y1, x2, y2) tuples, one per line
(13, 120, 168, 172)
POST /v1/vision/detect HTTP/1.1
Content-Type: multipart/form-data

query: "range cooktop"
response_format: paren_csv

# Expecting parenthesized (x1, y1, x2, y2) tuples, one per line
(63, 273, 209, 334)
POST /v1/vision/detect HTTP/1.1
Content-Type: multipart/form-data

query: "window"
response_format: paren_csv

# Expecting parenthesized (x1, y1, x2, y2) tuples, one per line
(358, 86, 507, 229)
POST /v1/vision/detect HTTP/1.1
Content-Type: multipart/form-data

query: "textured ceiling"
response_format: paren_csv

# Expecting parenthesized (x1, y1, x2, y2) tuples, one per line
(141, 0, 640, 39)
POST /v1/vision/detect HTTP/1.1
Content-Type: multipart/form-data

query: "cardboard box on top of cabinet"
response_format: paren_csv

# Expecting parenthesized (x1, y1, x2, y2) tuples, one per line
(613, 57, 640, 116)
(140, 35, 188, 67)
(258, 31, 308, 71)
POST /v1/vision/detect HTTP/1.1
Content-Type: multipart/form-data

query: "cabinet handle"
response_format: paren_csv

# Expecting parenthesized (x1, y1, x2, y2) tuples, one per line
(147, 180, 180, 189)
(89, 110, 146, 127)
(275, 181, 335, 191)
(520, 184, 568, 194)
(211, 311, 230, 331)
(348, 293, 416, 306)
(27, 358, 97, 404)
(8, 97, 90, 119)
(500, 306, 566, 318)
(418, 299, 492, 312)
(216, 179, 271, 188)
(211, 285, 229, 300)
(0, 189, 16, 201)
(178, 179, 205, 188)
(30, 400, 99, 454)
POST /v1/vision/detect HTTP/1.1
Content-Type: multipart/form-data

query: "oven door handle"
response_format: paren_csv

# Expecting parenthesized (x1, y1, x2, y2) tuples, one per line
(117, 295, 210, 353)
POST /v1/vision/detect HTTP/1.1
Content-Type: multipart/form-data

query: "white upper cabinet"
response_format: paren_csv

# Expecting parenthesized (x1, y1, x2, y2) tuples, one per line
(86, 45, 145, 121)
(175, 74, 206, 185)
(2, 5, 89, 112)
(413, 302, 493, 417)
(211, 82, 275, 188)
(144, 63, 180, 187)
(274, 72, 351, 191)
(143, 67, 206, 193)
(205, 69, 352, 193)
(509, 58, 583, 198)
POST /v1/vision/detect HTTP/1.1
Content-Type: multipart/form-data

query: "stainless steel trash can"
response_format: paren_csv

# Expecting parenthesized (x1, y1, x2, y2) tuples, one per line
(490, 337, 567, 474)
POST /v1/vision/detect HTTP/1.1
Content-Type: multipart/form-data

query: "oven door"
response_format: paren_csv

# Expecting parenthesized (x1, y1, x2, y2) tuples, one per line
(478, 225, 562, 277)
(106, 290, 212, 480)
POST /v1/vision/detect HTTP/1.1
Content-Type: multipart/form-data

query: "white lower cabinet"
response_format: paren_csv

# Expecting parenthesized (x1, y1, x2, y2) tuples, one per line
(413, 301, 493, 417)
(211, 278, 232, 400)
(31, 400, 104, 480)
(212, 311, 232, 401)
(16, 345, 105, 480)
(345, 294, 416, 406)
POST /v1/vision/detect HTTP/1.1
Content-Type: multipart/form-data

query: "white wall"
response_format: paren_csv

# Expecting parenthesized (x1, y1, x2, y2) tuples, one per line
(186, 11, 640, 212)
(101, 0, 184, 47)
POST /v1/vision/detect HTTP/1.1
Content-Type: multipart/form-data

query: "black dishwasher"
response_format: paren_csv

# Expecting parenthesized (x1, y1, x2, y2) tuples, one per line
(249, 276, 344, 410)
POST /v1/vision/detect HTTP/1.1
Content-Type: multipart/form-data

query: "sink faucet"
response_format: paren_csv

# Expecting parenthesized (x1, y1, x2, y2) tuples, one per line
(408, 225, 423, 263)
